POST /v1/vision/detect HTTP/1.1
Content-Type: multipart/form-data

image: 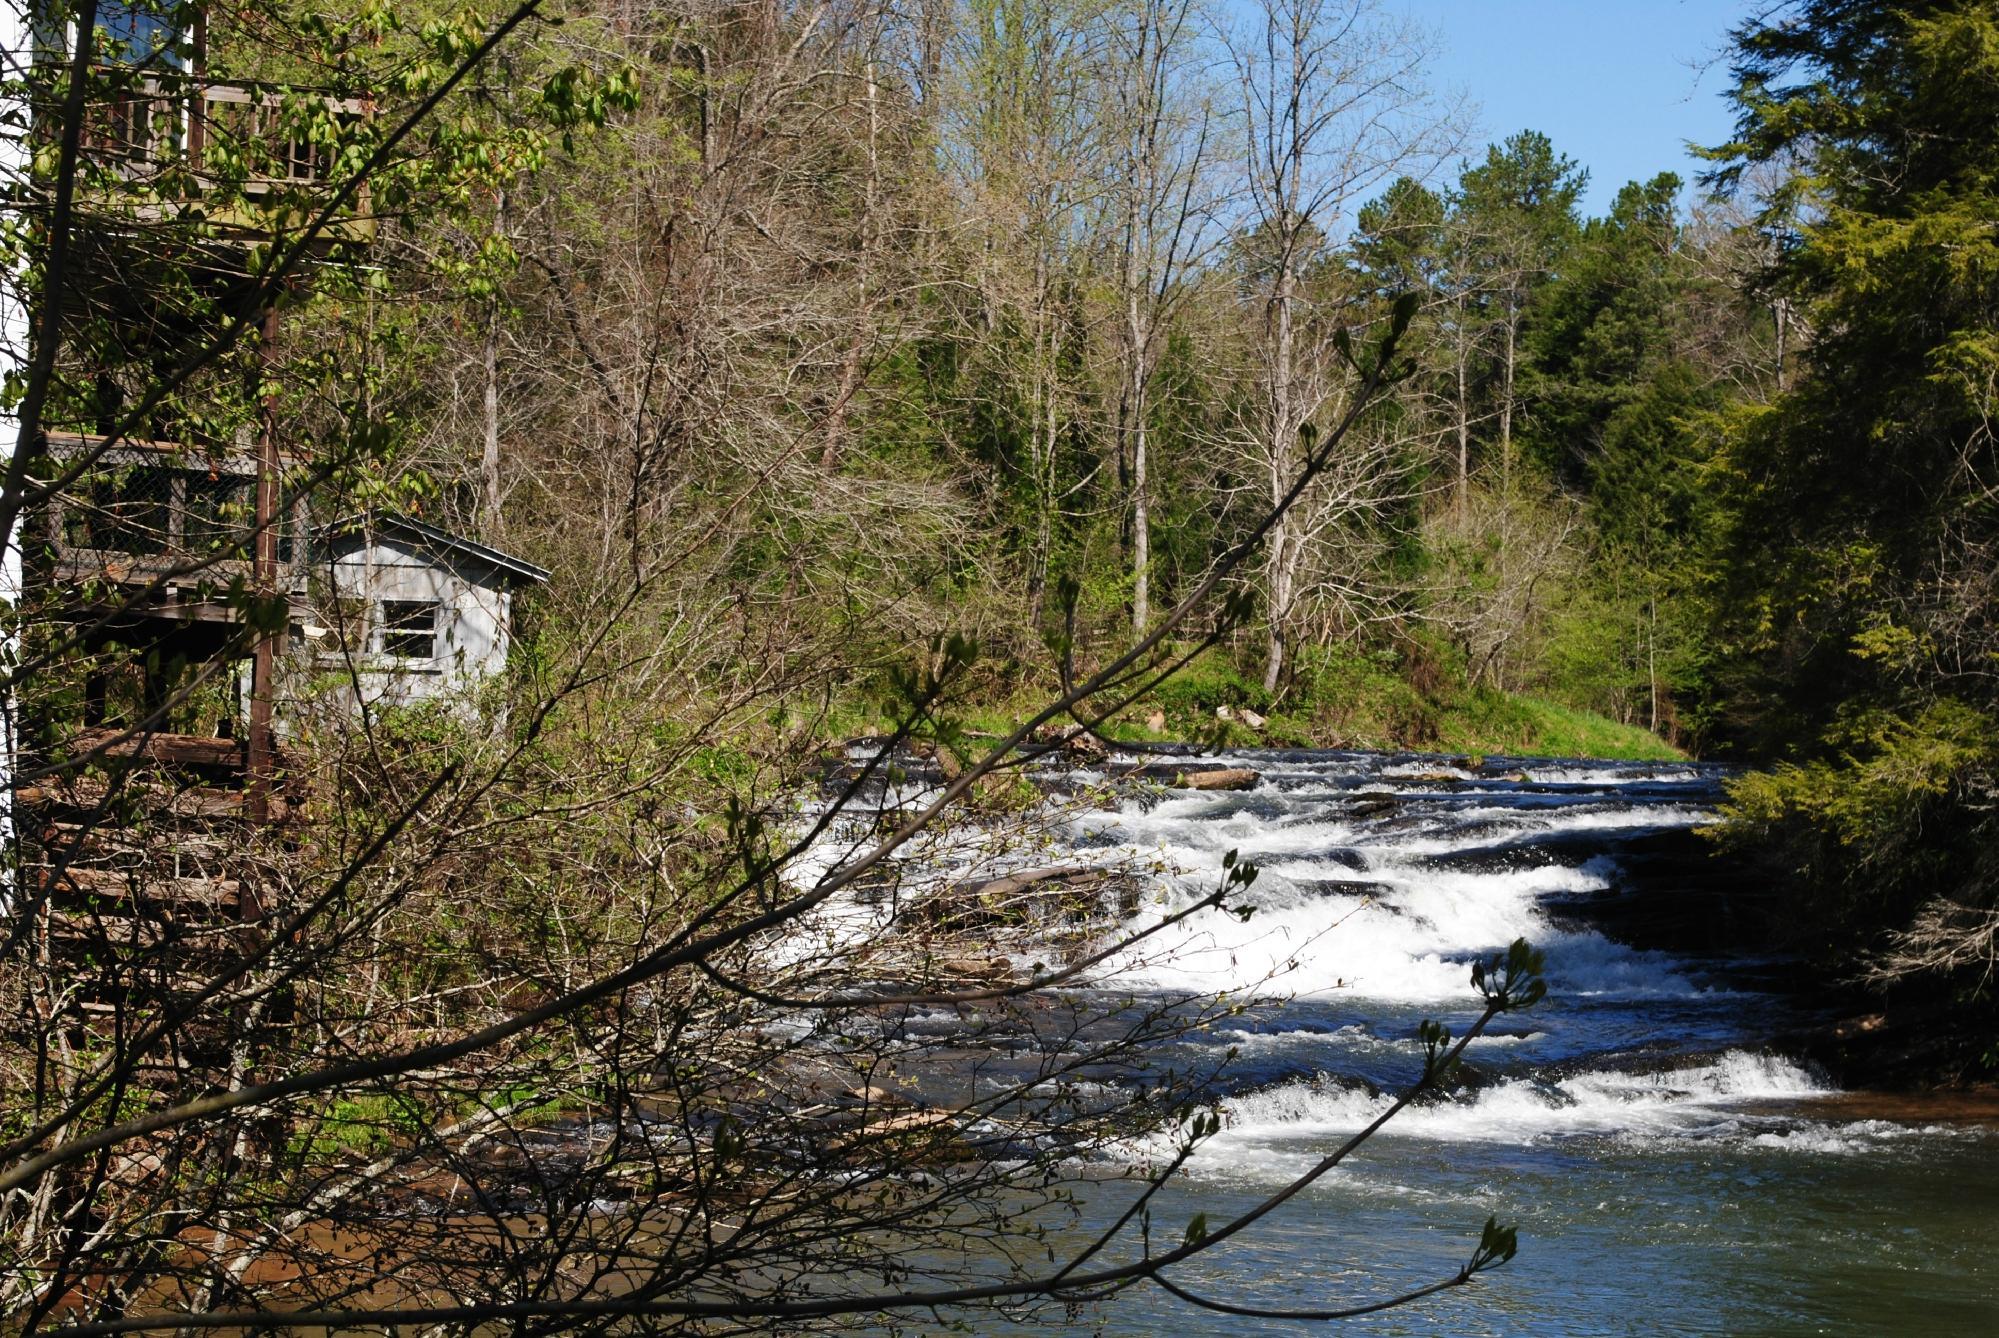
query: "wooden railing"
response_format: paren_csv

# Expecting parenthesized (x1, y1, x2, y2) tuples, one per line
(34, 432, 307, 607)
(79, 72, 375, 238)
(187, 78, 372, 186)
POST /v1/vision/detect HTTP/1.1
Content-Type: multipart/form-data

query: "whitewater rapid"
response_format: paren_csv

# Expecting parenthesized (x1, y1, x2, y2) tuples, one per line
(1074, 750, 1717, 1004)
(1048, 747, 1963, 1173)
(788, 744, 1974, 1169)
(809, 745, 1999, 1335)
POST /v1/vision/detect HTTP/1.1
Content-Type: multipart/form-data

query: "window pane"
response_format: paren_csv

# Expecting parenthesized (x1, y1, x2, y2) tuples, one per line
(380, 600, 437, 659)
(98, 4, 191, 68)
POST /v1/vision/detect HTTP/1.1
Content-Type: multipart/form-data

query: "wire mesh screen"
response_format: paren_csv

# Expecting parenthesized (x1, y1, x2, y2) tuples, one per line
(35, 433, 300, 603)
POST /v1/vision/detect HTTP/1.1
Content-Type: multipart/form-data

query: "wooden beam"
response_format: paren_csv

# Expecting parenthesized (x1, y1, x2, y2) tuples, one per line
(43, 865, 243, 910)
(66, 726, 247, 769)
(246, 305, 279, 835)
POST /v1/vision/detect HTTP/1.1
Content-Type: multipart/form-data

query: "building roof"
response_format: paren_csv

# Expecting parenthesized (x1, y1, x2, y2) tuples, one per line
(317, 512, 551, 587)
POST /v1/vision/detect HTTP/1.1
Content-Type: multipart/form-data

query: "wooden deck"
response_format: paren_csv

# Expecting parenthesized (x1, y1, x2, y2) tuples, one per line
(20, 724, 308, 1037)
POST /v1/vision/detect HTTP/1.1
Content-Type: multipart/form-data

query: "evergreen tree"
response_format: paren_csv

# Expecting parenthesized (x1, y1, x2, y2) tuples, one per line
(1526, 172, 1691, 491)
(1453, 130, 1585, 493)
(1707, 0, 1999, 1017)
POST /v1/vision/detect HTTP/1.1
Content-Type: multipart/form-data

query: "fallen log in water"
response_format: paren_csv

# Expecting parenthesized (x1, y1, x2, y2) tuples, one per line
(959, 863, 1093, 898)
(1111, 762, 1259, 790)
(1171, 766, 1257, 790)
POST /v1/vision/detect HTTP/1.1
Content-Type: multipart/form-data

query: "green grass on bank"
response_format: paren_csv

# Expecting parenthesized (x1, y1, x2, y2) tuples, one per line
(1426, 692, 1683, 761)
(850, 642, 1683, 763)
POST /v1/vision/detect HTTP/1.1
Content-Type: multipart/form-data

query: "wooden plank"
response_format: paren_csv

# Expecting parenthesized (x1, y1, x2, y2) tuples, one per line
(42, 430, 266, 476)
(42, 914, 178, 950)
(67, 727, 247, 769)
(18, 781, 295, 822)
(62, 728, 303, 774)
(38, 823, 240, 862)
(44, 865, 243, 910)
(43, 921, 246, 957)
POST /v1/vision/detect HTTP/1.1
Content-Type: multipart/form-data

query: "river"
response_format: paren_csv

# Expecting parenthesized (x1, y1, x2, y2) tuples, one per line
(828, 746, 1999, 1335)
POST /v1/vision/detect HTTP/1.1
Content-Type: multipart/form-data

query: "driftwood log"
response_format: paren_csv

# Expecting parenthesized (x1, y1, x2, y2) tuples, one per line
(1113, 762, 1258, 791)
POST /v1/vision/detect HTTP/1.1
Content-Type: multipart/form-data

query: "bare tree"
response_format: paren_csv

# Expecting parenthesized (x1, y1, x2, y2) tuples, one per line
(1102, 0, 1217, 637)
(945, 0, 1102, 624)
(0, 4, 1552, 1332)
(1225, 0, 1456, 693)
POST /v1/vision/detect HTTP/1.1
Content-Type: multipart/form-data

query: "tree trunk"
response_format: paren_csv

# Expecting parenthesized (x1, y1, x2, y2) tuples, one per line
(1128, 282, 1149, 638)
(481, 189, 506, 531)
(1499, 303, 1517, 500)
(1027, 290, 1057, 627)
(481, 303, 501, 529)
(920, 0, 946, 125)
(1030, 366, 1056, 626)
(821, 61, 879, 473)
(1024, 199, 1066, 629)
(1454, 311, 1471, 520)
(821, 321, 867, 473)
(1773, 297, 1789, 392)
(1647, 592, 1659, 734)
(1264, 250, 1297, 695)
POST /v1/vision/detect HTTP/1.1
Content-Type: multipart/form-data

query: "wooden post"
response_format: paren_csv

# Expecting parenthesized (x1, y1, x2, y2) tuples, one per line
(188, 12, 208, 171)
(244, 306, 279, 838)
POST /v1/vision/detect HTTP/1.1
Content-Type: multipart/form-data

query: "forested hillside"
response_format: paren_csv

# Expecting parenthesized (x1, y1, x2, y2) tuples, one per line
(316, 0, 1776, 760)
(303, 0, 1988, 1056)
(10, 1, 1999, 1331)
(1703, 0, 1999, 1068)
(23, 0, 1989, 1097)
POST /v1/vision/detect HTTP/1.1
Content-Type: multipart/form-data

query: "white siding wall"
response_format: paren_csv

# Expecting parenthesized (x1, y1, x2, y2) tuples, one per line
(312, 537, 515, 711)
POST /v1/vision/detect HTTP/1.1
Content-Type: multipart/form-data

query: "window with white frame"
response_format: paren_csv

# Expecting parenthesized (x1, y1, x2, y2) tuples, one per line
(379, 599, 439, 659)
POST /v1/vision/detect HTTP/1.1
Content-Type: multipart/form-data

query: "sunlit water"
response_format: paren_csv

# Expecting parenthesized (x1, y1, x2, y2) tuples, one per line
(816, 748, 1999, 1335)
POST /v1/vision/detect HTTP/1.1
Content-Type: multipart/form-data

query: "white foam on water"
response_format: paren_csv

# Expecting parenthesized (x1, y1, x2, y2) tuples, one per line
(751, 879, 896, 974)
(1378, 761, 1477, 780)
(1131, 1051, 1850, 1181)
(1344, 807, 1715, 863)
(1071, 768, 1728, 1002)
(1208, 1024, 1379, 1061)
(753, 791, 1016, 974)
(763, 754, 1165, 975)
(1097, 853, 1705, 1002)
(1526, 764, 1708, 784)
(1744, 1120, 1967, 1155)
(901, 1008, 967, 1026)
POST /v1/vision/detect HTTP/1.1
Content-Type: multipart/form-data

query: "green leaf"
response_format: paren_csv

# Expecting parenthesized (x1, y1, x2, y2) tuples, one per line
(1390, 290, 1419, 337)
(1332, 325, 1355, 366)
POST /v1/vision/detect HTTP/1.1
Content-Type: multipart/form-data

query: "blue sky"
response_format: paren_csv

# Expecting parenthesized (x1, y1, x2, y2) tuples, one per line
(1388, 0, 1757, 214)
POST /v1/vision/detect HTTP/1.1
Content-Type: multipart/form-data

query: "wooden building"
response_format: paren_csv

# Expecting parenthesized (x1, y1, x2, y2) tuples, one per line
(10, 2, 387, 1032)
(305, 512, 549, 712)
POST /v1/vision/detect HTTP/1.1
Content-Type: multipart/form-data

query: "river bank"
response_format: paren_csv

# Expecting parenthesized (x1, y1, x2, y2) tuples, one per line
(82, 741, 1986, 1336)
(825, 644, 1685, 767)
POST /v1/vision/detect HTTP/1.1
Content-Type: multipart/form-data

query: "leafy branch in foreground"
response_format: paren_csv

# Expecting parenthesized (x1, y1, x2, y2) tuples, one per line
(0, 1, 1584, 1329)
(41, 940, 1549, 1335)
(0, 288, 1519, 1332)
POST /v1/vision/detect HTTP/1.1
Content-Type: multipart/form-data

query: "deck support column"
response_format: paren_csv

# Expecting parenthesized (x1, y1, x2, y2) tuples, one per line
(244, 306, 280, 846)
